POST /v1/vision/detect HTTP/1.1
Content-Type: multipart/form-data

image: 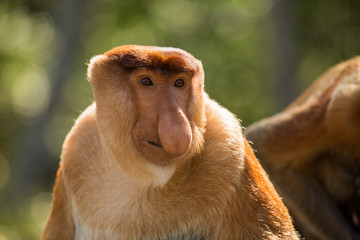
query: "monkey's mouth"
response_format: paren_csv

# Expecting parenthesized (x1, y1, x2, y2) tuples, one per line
(145, 140, 163, 148)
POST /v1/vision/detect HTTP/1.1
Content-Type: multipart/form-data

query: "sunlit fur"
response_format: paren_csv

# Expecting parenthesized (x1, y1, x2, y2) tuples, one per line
(246, 57, 360, 239)
(42, 45, 298, 240)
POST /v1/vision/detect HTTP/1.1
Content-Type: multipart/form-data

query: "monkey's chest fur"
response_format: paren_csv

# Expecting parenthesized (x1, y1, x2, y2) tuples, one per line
(71, 179, 209, 240)
(70, 171, 210, 239)
(74, 216, 205, 240)
(66, 147, 239, 240)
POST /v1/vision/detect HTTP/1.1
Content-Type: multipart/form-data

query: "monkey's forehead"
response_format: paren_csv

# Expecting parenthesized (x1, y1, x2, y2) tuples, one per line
(103, 45, 202, 74)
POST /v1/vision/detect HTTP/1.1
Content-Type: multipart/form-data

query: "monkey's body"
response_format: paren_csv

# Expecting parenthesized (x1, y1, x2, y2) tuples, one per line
(42, 45, 298, 240)
(246, 57, 360, 240)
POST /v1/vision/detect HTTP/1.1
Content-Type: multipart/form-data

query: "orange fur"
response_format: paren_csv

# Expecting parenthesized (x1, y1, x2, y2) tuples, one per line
(41, 165, 74, 239)
(246, 57, 360, 239)
(42, 45, 298, 239)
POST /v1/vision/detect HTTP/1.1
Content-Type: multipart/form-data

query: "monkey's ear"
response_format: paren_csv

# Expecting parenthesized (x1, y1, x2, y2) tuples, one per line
(87, 55, 107, 84)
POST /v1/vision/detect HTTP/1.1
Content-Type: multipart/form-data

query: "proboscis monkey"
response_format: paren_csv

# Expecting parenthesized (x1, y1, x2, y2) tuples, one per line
(246, 57, 360, 240)
(42, 45, 298, 240)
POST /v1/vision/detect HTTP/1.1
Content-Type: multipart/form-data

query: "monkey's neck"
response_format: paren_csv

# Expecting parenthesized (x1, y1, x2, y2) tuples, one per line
(100, 140, 177, 188)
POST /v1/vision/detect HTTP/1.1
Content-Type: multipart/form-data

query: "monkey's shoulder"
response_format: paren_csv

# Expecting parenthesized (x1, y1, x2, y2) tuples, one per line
(204, 98, 243, 134)
(202, 98, 245, 162)
(61, 104, 102, 164)
(60, 103, 110, 196)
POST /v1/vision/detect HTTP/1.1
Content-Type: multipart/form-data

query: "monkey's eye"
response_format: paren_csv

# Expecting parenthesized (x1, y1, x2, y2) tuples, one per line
(139, 77, 154, 87)
(174, 79, 185, 88)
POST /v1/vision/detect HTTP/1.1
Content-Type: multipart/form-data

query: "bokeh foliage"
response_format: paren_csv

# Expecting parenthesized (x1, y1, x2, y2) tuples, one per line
(0, 0, 360, 239)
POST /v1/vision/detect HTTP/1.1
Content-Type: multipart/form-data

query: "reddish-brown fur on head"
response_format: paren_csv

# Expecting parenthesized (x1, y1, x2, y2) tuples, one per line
(105, 45, 200, 75)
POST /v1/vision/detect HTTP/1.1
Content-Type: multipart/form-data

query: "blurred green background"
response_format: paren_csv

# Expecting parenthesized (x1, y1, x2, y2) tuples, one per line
(0, 0, 359, 239)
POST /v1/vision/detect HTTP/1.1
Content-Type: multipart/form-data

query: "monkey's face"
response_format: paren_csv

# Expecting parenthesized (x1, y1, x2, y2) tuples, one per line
(129, 69, 195, 165)
(88, 45, 206, 167)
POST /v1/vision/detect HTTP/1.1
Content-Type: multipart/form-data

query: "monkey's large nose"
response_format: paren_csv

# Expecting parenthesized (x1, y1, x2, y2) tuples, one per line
(158, 110, 192, 156)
